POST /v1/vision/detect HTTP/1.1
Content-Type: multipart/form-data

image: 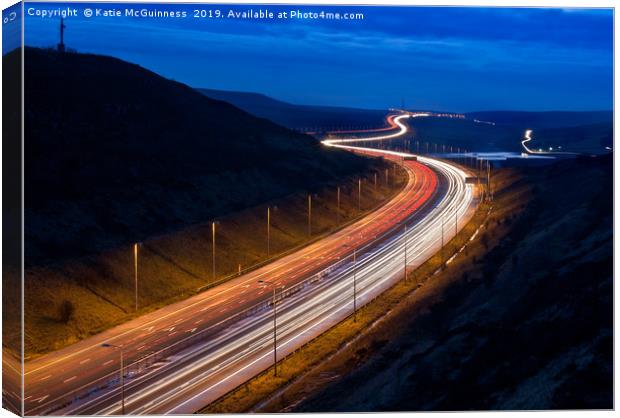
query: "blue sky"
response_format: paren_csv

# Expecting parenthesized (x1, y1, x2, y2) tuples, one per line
(21, 3, 613, 112)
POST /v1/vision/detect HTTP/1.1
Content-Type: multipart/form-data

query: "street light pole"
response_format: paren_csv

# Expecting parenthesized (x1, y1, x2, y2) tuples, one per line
(343, 244, 358, 322)
(404, 224, 407, 280)
(358, 178, 362, 212)
(353, 247, 357, 322)
(258, 280, 283, 376)
(101, 343, 124, 414)
(133, 243, 138, 312)
(441, 216, 445, 264)
(336, 186, 341, 226)
(455, 211, 458, 238)
(212, 221, 216, 279)
(307, 194, 312, 236)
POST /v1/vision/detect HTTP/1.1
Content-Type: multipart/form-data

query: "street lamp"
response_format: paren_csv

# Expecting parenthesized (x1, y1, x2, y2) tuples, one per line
(258, 280, 285, 376)
(267, 207, 271, 257)
(343, 244, 358, 322)
(211, 221, 216, 279)
(358, 178, 362, 212)
(336, 186, 341, 226)
(307, 194, 312, 237)
(133, 243, 139, 312)
(441, 216, 445, 264)
(101, 343, 125, 414)
(403, 223, 408, 280)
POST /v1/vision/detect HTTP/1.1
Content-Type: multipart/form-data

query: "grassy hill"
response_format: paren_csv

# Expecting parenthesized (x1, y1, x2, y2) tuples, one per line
(529, 122, 612, 154)
(16, 47, 381, 266)
(197, 88, 389, 131)
(407, 117, 524, 152)
(3, 47, 402, 356)
(406, 115, 612, 154)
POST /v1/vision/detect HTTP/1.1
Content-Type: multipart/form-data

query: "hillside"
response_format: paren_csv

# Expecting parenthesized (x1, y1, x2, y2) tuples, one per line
(530, 122, 612, 154)
(407, 115, 612, 154)
(408, 117, 523, 152)
(466, 110, 612, 129)
(295, 154, 612, 410)
(17, 47, 379, 266)
(198, 88, 388, 131)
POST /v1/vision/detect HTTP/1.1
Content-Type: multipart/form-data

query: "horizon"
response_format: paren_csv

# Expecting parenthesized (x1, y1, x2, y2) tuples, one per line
(18, 3, 614, 112)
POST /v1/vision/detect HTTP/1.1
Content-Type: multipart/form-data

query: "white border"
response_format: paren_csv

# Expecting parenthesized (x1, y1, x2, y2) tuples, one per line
(0, 1, 616, 418)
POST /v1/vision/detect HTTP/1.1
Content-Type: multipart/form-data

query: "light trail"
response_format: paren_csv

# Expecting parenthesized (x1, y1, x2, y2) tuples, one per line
(25, 112, 478, 415)
(521, 129, 577, 156)
(521, 129, 538, 154)
(322, 113, 429, 144)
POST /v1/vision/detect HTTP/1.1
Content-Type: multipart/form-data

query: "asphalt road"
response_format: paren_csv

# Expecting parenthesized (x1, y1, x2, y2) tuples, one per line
(23, 112, 477, 415)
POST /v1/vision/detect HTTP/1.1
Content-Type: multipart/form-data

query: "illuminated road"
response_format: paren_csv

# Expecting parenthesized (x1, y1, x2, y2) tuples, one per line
(521, 129, 577, 155)
(326, 113, 400, 134)
(24, 112, 477, 415)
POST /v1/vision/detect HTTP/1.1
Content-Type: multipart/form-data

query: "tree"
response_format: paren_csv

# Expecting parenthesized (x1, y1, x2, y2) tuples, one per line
(58, 300, 75, 323)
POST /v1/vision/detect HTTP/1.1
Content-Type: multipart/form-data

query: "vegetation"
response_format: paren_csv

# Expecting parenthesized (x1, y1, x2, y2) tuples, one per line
(58, 300, 75, 324)
(2, 47, 407, 357)
(14, 47, 382, 266)
(11, 160, 407, 357)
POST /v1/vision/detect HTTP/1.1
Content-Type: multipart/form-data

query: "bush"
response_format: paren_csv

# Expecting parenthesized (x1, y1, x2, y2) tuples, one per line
(58, 300, 75, 323)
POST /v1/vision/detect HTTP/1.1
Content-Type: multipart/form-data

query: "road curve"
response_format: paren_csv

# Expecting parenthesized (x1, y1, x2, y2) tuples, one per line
(25, 112, 477, 415)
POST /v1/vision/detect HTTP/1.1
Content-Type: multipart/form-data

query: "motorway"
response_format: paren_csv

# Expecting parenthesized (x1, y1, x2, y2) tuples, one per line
(23, 112, 477, 415)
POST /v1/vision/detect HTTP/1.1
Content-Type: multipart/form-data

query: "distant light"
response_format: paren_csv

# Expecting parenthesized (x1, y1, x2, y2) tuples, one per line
(549, 147, 553, 151)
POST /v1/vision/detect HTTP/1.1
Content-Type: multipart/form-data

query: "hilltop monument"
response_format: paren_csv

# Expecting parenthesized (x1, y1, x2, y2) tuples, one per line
(57, 17, 66, 52)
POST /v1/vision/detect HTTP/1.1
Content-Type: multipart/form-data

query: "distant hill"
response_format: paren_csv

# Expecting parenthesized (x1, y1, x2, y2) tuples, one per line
(531, 122, 612, 154)
(465, 111, 612, 129)
(198, 88, 389, 131)
(16, 48, 377, 265)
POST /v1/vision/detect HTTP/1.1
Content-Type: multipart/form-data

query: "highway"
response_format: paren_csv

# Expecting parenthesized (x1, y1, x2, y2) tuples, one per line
(521, 129, 577, 156)
(23, 112, 477, 415)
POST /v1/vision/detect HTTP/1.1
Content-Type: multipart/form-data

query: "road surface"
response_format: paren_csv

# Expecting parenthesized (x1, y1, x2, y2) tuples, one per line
(23, 112, 477, 415)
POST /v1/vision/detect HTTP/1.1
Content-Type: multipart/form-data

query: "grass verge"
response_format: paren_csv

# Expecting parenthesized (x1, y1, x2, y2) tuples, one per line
(18, 159, 407, 358)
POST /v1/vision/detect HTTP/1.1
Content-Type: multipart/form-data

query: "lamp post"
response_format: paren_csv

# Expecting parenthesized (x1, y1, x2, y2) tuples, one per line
(267, 207, 271, 257)
(258, 280, 284, 376)
(211, 221, 216, 279)
(336, 186, 341, 226)
(358, 178, 362, 212)
(441, 216, 445, 264)
(343, 244, 358, 322)
(307, 194, 312, 236)
(101, 343, 124, 414)
(404, 224, 408, 280)
(133, 243, 138, 312)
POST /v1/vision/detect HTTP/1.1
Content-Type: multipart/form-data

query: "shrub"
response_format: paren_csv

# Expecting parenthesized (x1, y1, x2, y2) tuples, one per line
(58, 300, 75, 323)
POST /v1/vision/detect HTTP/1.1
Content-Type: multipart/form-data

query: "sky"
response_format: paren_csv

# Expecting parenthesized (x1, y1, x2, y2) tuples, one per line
(18, 2, 614, 112)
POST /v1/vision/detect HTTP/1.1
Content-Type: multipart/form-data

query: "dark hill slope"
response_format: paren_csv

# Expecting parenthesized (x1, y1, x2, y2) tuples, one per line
(297, 154, 612, 410)
(19, 48, 375, 265)
(197, 88, 388, 131)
